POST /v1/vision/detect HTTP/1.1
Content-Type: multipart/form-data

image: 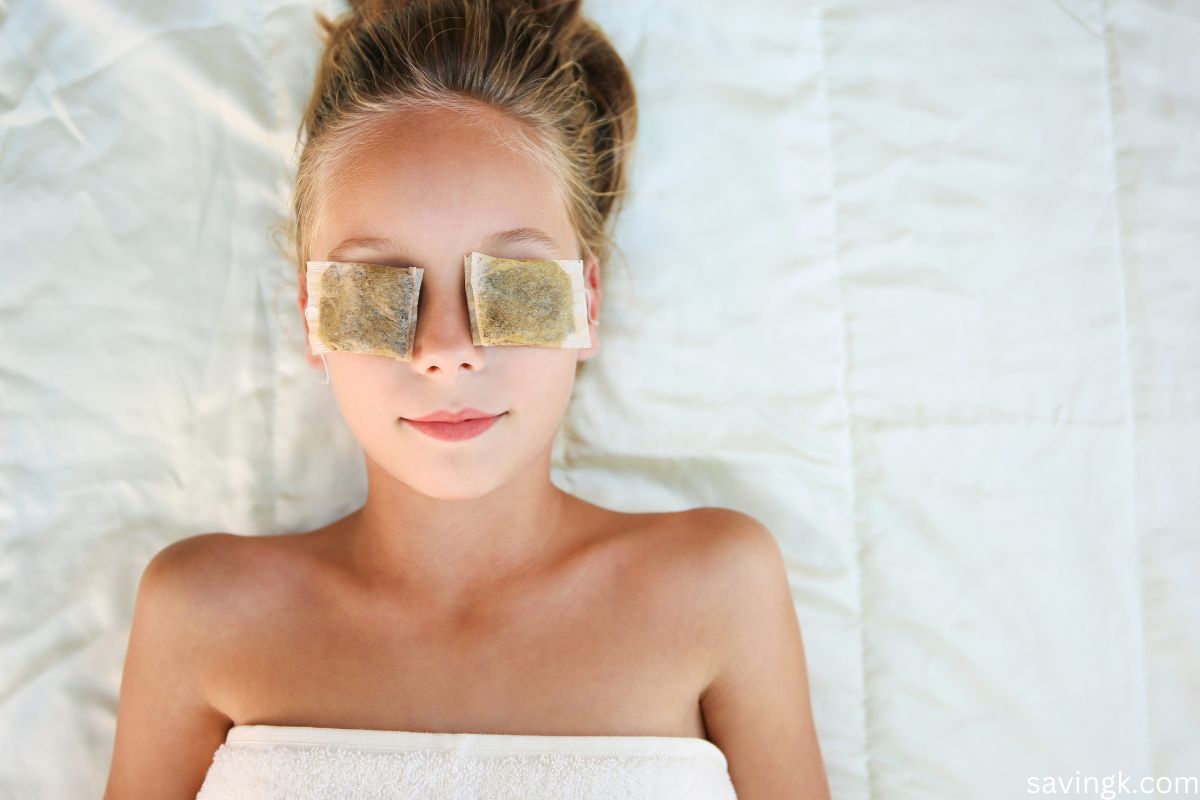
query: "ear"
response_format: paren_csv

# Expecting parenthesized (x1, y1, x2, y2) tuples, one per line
(576, 253, 602, 364)
(297, 282, 324, 369)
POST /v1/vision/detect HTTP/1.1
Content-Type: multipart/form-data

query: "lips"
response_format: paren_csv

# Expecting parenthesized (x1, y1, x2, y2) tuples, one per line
(403, 411, 506, 442)
(406, 407, 501, 423)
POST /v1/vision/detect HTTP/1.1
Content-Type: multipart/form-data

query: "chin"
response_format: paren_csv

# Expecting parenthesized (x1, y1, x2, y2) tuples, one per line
(384, 461, 511, 501)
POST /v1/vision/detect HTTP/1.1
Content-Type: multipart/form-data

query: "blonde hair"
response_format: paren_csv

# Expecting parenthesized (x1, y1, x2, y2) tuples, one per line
(279, 0, 638, 299)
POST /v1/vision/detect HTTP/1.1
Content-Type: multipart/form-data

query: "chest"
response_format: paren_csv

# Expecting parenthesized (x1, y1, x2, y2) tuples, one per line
(205, 540, 714, 739)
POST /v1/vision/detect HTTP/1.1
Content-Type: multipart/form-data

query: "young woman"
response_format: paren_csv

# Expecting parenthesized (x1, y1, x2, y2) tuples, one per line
(103, 1, 829, 797)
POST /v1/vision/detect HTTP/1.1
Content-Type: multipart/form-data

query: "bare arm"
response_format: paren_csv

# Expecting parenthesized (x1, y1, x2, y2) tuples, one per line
(103, 535, 234, 799)
(698, 510, 830, 800)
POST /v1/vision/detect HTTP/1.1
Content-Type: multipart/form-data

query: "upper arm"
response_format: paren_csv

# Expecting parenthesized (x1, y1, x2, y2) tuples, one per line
(103, 534, 235, 800)
(697, 510, 830, 800)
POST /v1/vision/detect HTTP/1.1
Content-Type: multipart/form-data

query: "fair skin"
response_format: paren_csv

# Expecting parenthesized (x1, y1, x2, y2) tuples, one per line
(103, 103, 829, 799)
(299, 102, 600, 610)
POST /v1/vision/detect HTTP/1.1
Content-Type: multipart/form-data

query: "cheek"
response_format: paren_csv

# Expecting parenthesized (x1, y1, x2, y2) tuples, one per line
(511, 347, 576, 381)
(507, 350, 577, 398)
(327, 359, 405, 418)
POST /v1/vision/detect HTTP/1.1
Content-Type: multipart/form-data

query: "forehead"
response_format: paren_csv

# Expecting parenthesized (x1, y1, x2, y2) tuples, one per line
(313, 105, 576, 260)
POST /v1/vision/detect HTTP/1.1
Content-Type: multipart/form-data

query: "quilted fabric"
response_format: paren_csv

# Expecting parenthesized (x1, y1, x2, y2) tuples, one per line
(194, 725, 738, 800)
(2, 0, 1197, 798)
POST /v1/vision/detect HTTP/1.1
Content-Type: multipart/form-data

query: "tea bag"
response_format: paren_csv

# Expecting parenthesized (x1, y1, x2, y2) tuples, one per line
(303, 251, 590, 364)
(463, 251, 591, 348)
(304, 260, 423, 362)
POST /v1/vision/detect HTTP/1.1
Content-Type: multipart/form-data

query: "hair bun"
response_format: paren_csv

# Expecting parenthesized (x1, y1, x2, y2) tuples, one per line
(494, 0, 581, 35)
(343, 0, 580, 37)
(345, 0, 419, 18)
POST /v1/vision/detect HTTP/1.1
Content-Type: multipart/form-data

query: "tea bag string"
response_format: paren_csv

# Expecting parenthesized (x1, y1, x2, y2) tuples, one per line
(311, 352, 331, 385)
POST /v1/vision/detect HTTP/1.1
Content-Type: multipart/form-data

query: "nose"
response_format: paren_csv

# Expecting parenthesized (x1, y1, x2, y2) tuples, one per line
(407, 275, 484, 374)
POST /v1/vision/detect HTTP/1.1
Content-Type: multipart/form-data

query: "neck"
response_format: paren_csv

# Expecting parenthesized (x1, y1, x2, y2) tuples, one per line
(344, 446, 571, 611)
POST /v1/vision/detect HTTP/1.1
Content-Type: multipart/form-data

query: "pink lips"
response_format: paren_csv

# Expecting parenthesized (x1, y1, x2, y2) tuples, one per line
(403, 407, 506, 441)
(408, 407, 499, 423)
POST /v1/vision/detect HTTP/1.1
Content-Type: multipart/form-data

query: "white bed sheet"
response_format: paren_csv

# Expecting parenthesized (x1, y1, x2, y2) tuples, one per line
(0, 0, 1197, 797)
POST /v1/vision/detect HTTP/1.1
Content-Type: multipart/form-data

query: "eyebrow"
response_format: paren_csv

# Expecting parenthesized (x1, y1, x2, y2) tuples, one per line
(326, 227, 559, 262)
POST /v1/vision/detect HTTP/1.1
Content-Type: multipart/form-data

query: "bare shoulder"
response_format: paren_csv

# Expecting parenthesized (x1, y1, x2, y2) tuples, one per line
(103, 532, 247, 799)
(683, 507, 831, 800)
(643, 507, 788, 604)
(158, 528, 288, 583)
(612, 507, 788, 682)
(147, 531, 248, 587)
(143, 533, 279, 630)
(680, 506, 786, 575)
(131, 532, 265, 661)
(610, 506, 779, 604)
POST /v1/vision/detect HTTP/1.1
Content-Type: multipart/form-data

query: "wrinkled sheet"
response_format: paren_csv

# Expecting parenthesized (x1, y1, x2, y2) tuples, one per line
(1, 0, 1197, 797)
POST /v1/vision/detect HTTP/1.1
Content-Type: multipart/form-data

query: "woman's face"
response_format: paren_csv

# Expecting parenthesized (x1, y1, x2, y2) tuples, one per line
(301, 105, 601, 500)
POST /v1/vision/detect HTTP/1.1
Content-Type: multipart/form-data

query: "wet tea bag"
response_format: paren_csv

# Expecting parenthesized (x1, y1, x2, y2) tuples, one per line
(463, 251, 591, 348)
(304, 260, 423, 362)
(303, 251, 590, 364)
